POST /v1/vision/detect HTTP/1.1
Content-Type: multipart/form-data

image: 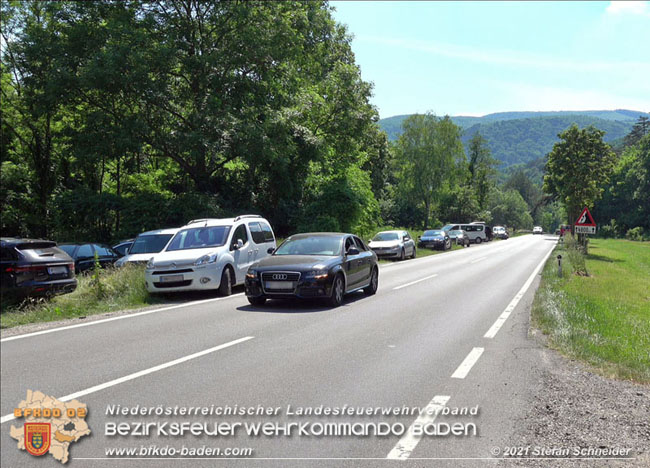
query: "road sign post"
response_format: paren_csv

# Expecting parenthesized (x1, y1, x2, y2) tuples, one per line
(574, 207, 597, 253)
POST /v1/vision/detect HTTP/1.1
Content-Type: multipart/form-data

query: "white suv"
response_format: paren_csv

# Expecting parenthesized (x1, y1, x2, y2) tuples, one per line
(145, 215, 276, 295)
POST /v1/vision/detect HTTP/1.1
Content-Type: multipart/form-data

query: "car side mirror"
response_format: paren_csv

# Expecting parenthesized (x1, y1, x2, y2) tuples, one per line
(267, 247, 275, 254)
(232, 239, 244, 250)
(347, 246, 360, 256)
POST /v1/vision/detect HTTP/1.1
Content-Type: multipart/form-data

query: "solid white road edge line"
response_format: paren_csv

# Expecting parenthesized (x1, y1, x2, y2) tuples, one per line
(386, 395, 451, 460)
(451, 347, 484, 379)
(484, 243, 556, 339)
(0, 336, 254, 425)
(393, 273, 438, 290)
(1, 293, 245, 343)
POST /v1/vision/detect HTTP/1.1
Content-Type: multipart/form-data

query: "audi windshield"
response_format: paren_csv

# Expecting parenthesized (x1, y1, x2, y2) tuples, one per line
(274, 237, 342, 256)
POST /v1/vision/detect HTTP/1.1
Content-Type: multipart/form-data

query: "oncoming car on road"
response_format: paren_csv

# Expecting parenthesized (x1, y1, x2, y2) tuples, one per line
(533, 226, 543, 235)
(145, 215, 276, 295)
(368, 230, 416, 260)
(244, 233, 378, 307)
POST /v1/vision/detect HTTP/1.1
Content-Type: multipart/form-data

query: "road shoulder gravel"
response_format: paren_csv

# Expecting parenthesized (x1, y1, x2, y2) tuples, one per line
(502, 328, 650, 467)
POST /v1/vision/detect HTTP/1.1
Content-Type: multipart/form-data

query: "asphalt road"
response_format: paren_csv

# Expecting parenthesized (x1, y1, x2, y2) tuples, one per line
(1, 234, 559, 467)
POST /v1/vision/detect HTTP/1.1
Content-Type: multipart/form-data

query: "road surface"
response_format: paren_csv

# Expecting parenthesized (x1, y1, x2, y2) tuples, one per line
(1, 234, 559, 467)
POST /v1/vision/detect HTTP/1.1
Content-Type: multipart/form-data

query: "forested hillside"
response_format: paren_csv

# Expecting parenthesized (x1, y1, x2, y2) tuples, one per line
(380, 112, 646, 168)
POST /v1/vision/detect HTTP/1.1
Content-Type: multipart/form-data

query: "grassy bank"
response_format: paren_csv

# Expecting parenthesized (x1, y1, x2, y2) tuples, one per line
(532, 238, 650, 383)
(0, 264, 166, 329)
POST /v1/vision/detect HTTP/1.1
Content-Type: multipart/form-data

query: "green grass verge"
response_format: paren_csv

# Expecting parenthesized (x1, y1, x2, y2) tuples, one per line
(531, 238, 650, 383)
(1, 264, 167, 329)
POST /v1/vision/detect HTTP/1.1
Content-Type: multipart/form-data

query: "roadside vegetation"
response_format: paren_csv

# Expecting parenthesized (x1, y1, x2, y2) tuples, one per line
(532, 237, 650, 383)
(0, 264, 164, 329)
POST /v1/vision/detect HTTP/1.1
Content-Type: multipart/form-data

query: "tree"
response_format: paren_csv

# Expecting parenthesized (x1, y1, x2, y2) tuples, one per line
(623, 116, 650, 147)
(394, 113, 465, 228)
(467, 132, 497, 210)
(543, 125, 616, 233)
(488, 189, 533, 230)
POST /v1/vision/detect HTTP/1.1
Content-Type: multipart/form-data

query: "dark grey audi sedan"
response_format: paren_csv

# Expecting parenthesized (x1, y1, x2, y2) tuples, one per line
(244, 233, 378, 307)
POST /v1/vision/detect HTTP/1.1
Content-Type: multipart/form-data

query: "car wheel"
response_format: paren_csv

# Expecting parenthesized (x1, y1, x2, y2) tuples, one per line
(400, 248, 405, 260)
(248, 296, 266, 306)
(411, 246, 416, 258)
(364, 268, 378, 296)
(328, 274, 344, 307)
(466, 239, 470, 247)
(475, 237, 482, 244)
(218, 267, 233, 296)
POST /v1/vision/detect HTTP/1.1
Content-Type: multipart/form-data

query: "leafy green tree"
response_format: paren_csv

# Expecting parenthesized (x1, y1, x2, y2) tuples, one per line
(467, 132, 497, 210)
(543, 125, 616, 231)
(394, 113, 465, 228)
(488, 189, 533, 230)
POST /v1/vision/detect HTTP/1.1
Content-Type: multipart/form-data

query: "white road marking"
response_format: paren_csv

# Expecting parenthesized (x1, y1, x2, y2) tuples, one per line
(470, 256, 487, 264)
(0, 336, 253, 424)
(484, 244, 556, 339)
(393, 273, 438, 290)
(386, 395, 451, 459)
(451, 347, 484, 379)
(1, 293, 245, 343)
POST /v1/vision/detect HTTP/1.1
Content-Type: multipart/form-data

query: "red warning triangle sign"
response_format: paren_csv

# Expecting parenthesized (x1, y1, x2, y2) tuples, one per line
(575, 207, 596, 226)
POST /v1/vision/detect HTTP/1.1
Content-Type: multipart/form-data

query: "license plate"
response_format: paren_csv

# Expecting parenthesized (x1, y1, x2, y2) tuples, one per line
(161, 274, 184, 283)
(265, 281, 294, 290)
(48, 266, 67, 275)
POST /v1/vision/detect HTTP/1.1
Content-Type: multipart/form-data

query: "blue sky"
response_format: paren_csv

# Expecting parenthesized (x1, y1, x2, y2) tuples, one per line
(330, 1, 650, 118)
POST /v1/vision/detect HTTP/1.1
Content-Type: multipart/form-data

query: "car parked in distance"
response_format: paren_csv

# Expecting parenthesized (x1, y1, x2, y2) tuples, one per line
(245, 233, 378, 307)
(448, 229, 470, 247)
(112, 239, 134, 257)
(1, 238, 77, 299)
(533, 226, 543, 235)
(441, 224, 487, 244)
(493, 226, 509, 239)
(115, 228, 179, 267)
(58, 243, 119, 273)
(145, 215, 276, 295)
(418, 229, 451, 250)
(471, 221, 493, 241)
(368, 230, 416, 260)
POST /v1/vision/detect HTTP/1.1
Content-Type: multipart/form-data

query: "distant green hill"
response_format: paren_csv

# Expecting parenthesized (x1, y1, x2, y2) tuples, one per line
(379, 110, 648, 168)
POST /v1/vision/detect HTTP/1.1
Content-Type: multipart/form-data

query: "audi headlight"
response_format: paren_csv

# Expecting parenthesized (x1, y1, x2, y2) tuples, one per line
(195, 253, 218, 266)
(306, 269, 329, 279)
(146, 257, 155, 269)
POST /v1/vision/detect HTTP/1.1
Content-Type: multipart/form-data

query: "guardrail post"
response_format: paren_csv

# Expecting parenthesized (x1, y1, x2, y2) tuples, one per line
(557, 254, 563, 277)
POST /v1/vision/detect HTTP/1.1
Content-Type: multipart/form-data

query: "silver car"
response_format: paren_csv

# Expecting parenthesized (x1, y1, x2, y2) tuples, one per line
(448, 229, 470, 247)
(368, 230, 416, 260)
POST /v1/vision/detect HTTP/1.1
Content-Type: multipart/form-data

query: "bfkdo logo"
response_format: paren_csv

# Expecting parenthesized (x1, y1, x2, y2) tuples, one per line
(25, 422, 52, 456)
(10, 390, 91, 464)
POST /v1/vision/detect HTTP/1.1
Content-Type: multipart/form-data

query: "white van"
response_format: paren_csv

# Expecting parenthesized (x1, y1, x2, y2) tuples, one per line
(145, 215, 276, 295)
(441, 223, 487, 244)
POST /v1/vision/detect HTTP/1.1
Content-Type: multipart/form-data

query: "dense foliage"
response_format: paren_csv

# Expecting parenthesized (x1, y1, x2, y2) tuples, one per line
(1, 0, 386, 241)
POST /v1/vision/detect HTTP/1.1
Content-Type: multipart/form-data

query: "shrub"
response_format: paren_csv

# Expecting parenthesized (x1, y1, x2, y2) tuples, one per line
(625, 227, 647, 241)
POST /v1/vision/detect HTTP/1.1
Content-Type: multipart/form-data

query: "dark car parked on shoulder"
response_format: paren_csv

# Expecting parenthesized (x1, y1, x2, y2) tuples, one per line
(245, 233, 378, 307)
(1, 238, 77, 300)
(418, 229, 451, 250)
(58, 243, 119, 273)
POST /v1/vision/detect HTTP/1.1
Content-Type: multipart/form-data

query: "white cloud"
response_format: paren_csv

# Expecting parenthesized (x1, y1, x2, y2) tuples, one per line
(358, 35, 650, 75)
(605, 1, 649, 15)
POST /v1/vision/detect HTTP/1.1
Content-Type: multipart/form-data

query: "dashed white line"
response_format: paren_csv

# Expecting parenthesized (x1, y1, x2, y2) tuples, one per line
(451, 347, 484, 379)
(386, 395, 451, 459)
(484, 244, 556, 339)
(0, 336, 254, 424)
(470, 256, 487, 264)
(1, 293, 245, 343)
(393, 273, 438, 290)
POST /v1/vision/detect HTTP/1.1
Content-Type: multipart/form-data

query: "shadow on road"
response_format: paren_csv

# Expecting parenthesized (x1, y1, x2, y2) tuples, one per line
(237, 290, 370, 314)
